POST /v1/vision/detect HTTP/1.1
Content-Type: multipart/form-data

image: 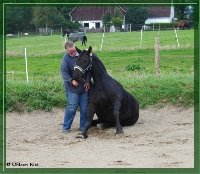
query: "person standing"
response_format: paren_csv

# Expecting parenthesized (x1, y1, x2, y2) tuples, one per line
(61, 41, 90, 132)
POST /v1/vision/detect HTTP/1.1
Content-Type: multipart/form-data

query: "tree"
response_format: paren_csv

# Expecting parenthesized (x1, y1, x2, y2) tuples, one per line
(184, 5, 194, 22)
(32, 7, 66, 30)
(6, 6, 35, 33)
(112, 17, 123, 28)
(125, 7, 148, 31)
(174, 5, 188, 20)
(114, 7, 122, 18)
(57, 6, 73, 21)
(102, 12, 112, 28)
(32, 6, 80, 33)
(112, 7, 123, 28)
(174, 5, 194, 22)
(65, 21, 81, 31)
(174, 0, 195, 22)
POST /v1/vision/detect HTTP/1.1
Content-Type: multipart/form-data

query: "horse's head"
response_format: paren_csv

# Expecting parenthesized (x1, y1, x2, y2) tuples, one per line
(73, 46, 92, 82)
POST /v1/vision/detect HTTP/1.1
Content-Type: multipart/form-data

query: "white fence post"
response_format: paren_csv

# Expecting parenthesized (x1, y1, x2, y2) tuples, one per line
(174, 28, 180, 48)
(157, 23, 160, 36)
(61, 27, 63, 35)
(140, 28, 143, 48)
(154, 37, 160, 75)
(24, 48, 29, 83)
(100, 27, 105, 51)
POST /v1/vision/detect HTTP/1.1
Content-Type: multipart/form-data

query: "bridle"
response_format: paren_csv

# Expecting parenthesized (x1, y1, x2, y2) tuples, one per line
(74, 56, 93, 74)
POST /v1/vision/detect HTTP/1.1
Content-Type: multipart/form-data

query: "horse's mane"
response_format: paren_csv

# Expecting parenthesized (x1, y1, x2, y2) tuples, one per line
(92, 52, 124, 88)
(91, 53, 107, 73)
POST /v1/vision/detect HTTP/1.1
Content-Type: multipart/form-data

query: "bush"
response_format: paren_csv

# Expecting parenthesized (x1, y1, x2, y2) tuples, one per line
(125, 64, 145, 71)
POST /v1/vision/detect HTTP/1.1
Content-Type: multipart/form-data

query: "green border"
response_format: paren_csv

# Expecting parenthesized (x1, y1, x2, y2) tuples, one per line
(0, 0, 4, 174)
(1, 0, 199, 173)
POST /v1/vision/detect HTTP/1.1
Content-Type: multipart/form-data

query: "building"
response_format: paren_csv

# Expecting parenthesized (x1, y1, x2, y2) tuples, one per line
(145, 6, 174, 24)
(69, 6, 174, 29)
(69, 6, 126, 29)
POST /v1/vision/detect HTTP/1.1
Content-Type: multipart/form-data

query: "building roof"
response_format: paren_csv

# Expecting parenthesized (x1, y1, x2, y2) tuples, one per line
(146, 6, 171, 18)
(70, 6, 126, 21)
(70, 6, 172, 22)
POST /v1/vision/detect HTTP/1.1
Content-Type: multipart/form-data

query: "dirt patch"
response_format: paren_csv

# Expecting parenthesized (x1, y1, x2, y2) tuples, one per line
(6, 106, 194, 168)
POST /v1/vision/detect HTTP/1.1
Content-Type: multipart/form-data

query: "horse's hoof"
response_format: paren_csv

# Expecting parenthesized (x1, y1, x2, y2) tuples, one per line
(116, 130, 124, 134)
(83, 133, 88, 139)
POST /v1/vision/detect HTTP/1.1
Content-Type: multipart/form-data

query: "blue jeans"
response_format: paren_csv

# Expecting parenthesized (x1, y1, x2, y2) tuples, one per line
(63, 92, 88, 131)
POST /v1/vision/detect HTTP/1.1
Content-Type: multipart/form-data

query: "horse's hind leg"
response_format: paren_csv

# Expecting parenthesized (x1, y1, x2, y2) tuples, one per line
(121, 96, 139, 127)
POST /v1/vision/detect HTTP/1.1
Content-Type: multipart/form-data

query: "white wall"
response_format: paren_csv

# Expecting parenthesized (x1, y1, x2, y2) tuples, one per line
(77, 19, 125, 29)
(145, 17, 173, 24)
(78, 20, 103, 29)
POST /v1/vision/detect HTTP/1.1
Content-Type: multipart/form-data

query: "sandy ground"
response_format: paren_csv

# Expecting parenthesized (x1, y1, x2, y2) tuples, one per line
(6, 106, 194, 168)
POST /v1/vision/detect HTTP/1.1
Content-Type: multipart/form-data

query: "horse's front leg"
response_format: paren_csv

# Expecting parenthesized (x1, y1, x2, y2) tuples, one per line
(113, 100, 123, 134)
(82, 103, 96, 139)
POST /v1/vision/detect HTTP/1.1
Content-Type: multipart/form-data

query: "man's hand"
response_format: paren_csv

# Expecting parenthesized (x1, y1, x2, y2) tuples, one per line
(84, 83, 90, 92)
(72, 80, 78, 86)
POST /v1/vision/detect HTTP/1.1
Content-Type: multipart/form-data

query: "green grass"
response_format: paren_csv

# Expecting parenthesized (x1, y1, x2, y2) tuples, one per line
(6, 73, 193, 112)
(6, 30, 194, 111)
(6, 80, 66, 112)
(6, 29, 194, 56)
(6, 48, 194, 81)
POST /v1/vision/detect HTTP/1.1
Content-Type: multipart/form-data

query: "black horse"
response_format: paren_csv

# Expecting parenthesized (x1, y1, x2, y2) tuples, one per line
(73, 46, 139, 138)
(68, 32, 87, 45)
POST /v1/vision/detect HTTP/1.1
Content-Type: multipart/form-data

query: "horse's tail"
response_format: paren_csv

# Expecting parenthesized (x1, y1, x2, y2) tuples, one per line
(122, 94, 139, 126)
(132, 99, 139, 125)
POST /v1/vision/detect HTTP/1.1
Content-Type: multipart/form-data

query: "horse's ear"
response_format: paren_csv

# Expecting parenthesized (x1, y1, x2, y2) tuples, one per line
(88, 46, 92, 55)
(75, 46, 81, 54)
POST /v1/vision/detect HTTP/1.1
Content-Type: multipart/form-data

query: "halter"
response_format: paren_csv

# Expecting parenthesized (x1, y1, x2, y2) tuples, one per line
(74, 56, 93, 74)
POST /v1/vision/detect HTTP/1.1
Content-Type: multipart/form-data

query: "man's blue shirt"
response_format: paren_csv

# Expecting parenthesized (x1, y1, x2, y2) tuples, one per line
(61, 53, 90, 93)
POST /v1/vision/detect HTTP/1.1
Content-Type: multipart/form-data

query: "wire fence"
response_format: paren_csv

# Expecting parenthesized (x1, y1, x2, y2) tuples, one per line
(6, 28, 194, 57)
(6, 27, 194, 82)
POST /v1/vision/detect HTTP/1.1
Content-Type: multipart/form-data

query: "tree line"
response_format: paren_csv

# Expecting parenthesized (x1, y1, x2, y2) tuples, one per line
(6, 6, 80, 34)
(6, 5, 194, 34)
(103, 5, 194, 31)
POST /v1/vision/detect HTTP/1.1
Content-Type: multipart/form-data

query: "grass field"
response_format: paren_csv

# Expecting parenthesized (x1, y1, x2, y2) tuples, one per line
(6, 30, 194, 111)
(6, 29, 194, 56)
